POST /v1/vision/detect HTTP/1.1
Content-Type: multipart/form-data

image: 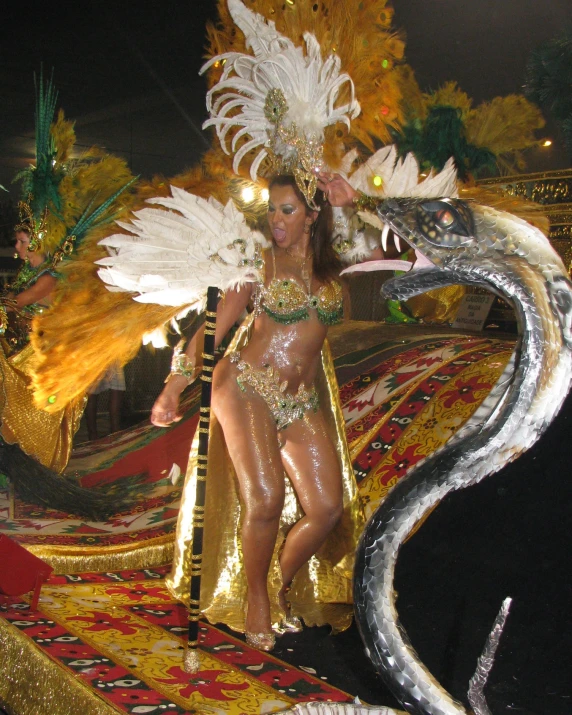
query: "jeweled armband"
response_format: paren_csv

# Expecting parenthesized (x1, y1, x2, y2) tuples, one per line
(351, 191, 380, 212)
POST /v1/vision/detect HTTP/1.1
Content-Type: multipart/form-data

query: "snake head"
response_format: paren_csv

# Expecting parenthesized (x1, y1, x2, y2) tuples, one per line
(376, 196, 476, 270)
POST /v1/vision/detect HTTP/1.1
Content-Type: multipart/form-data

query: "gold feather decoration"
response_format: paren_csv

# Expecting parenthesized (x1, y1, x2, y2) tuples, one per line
(465, 94, 545, 174)
(31, 145, 266, 411)
(396, 79, 545, 177)
(204, 0, 407, 160)
(32, 0, 407, 409)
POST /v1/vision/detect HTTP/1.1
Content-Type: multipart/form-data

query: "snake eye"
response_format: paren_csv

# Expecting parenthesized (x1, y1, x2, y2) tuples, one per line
(434, 209, 455, 228)
(416, 199, 473, 247)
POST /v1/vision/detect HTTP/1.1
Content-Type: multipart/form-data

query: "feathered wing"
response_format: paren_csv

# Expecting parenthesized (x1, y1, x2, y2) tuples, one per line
(349, 145, 458, 199)
(32, 184, 268, 412)
(97, 187, 269, 308)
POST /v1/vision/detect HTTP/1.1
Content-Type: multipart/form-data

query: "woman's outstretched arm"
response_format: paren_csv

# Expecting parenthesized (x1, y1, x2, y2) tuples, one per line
(151, 283, 253, 426)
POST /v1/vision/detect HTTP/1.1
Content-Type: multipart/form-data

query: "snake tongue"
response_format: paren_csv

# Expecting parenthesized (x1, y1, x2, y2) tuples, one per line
(341, 259, 413, 275)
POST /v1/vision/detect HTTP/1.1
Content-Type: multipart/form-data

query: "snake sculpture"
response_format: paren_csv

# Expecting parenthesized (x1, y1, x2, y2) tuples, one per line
(282, 192, 572, 715)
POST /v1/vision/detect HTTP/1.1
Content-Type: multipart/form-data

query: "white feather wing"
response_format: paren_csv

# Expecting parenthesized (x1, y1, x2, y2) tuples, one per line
(97, 187, 269, 308)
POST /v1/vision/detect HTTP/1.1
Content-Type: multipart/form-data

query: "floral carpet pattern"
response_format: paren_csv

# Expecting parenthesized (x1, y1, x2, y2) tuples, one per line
(0, 567, 354, 715)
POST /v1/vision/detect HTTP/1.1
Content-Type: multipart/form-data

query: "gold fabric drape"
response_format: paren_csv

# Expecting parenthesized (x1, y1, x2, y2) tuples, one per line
(0, 619, 118, 715)
(407, 285, 467, 324)
(166, 314, 364, 633)
(0, 342, 84, 472)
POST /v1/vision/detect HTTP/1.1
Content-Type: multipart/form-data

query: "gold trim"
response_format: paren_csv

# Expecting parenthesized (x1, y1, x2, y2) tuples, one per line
(0, 619, 122, 715)
(478, 169, 572, 184)
(25, 533, 175, 574)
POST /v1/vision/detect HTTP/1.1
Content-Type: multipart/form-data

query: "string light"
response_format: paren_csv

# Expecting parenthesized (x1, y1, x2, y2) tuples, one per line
(241, 187, 255, 203)
(372, 175, 383, 187)
(542, 139, 552, 147)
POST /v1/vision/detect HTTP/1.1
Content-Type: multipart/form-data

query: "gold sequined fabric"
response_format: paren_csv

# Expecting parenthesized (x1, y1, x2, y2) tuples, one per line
(0, 343, 84, 472)
(261, 278, 344, 325)
(0, 619, 117, 715)
(166, 313, 364, 634)
(407, 285, 467, 324)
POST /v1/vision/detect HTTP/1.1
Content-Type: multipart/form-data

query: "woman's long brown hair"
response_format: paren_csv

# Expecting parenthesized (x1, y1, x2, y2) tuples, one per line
(268, 175, 342, 284)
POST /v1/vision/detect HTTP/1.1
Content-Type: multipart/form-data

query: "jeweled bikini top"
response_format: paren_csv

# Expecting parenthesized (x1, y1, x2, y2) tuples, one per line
(256, 248, 343, 326)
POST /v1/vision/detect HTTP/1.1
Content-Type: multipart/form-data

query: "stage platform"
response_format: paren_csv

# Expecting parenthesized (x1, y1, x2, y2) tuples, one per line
(3, 321, 568, 714)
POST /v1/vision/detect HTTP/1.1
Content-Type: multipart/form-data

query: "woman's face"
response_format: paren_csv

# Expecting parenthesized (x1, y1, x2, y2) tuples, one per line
(267, 184, 314, 250)
(14, 230, 31, 260)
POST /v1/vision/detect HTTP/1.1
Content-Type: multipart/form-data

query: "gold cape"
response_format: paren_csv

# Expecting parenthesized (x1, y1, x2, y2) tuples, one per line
(0, 342, 84, 473)
(166, 314, 364, 633)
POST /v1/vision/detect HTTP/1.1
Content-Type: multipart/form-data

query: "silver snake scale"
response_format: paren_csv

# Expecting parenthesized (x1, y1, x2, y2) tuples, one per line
(283, 197, 572, 715)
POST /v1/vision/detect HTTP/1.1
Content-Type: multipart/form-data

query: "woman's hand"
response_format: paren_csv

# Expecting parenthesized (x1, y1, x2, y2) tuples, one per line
(150, 384, 185, 427)
(317, 172, 358, 208)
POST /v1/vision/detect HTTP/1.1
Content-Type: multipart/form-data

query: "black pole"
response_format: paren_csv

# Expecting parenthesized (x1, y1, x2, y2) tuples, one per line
(184, 286, 218, 673)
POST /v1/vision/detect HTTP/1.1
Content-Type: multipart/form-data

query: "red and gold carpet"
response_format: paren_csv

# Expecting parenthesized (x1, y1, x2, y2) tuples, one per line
(0, 566, 361, 715)
(0, 322, 515, 714)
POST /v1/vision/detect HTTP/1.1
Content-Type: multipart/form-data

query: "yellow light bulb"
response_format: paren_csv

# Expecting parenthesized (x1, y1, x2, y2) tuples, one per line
(543, 139, 552, 147)
(372, 175, 382, 187)
(241, 187, 255, 203)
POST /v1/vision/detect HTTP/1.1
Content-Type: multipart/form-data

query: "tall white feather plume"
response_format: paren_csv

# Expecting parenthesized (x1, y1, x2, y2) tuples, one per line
(201, 0, 360, 181)
(97, 186, 269, 309)
(349, 145, 458, 199)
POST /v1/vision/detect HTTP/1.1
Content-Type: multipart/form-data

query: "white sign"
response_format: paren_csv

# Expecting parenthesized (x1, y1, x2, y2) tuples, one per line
(452, 294, 495, 331)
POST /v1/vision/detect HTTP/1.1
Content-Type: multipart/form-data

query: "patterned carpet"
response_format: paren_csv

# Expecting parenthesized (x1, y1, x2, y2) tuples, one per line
(0, 322, 515, 715)
(0, 566, 359, 715)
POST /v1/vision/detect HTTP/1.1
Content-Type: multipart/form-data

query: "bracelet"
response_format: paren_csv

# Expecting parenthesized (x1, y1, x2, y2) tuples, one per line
(167, 340, 198, 384)
(352, 191, 380, 212)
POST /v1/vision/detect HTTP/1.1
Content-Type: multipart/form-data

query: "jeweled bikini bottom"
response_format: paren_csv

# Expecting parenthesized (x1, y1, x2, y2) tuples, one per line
(229, 352, 319, 431)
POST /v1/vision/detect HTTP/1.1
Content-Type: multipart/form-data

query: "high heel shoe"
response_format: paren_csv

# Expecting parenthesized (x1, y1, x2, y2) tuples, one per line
(277, 583, 303, 634)
(245, 631, 276, 652)
(277, 613, 303, 633)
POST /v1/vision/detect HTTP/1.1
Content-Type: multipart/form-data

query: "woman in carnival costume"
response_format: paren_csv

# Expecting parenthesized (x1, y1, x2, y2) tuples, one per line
(0, 215, 80, 475)
(31, 0, 455, 649)
(151, 173, 362, 651)
(90, 0, 375, 650)
(0, 75, 135, 516)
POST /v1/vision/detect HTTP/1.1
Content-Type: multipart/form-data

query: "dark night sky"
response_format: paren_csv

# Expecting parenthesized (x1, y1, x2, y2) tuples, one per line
(1, 0, 571, 199)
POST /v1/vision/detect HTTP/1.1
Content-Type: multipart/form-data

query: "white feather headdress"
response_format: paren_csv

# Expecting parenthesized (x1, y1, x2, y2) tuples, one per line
(201, 0, 360, 208)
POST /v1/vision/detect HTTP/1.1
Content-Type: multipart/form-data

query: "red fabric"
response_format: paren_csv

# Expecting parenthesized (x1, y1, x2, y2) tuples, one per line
(0, 534, 52, 606)
(80, 413, 199, 488)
